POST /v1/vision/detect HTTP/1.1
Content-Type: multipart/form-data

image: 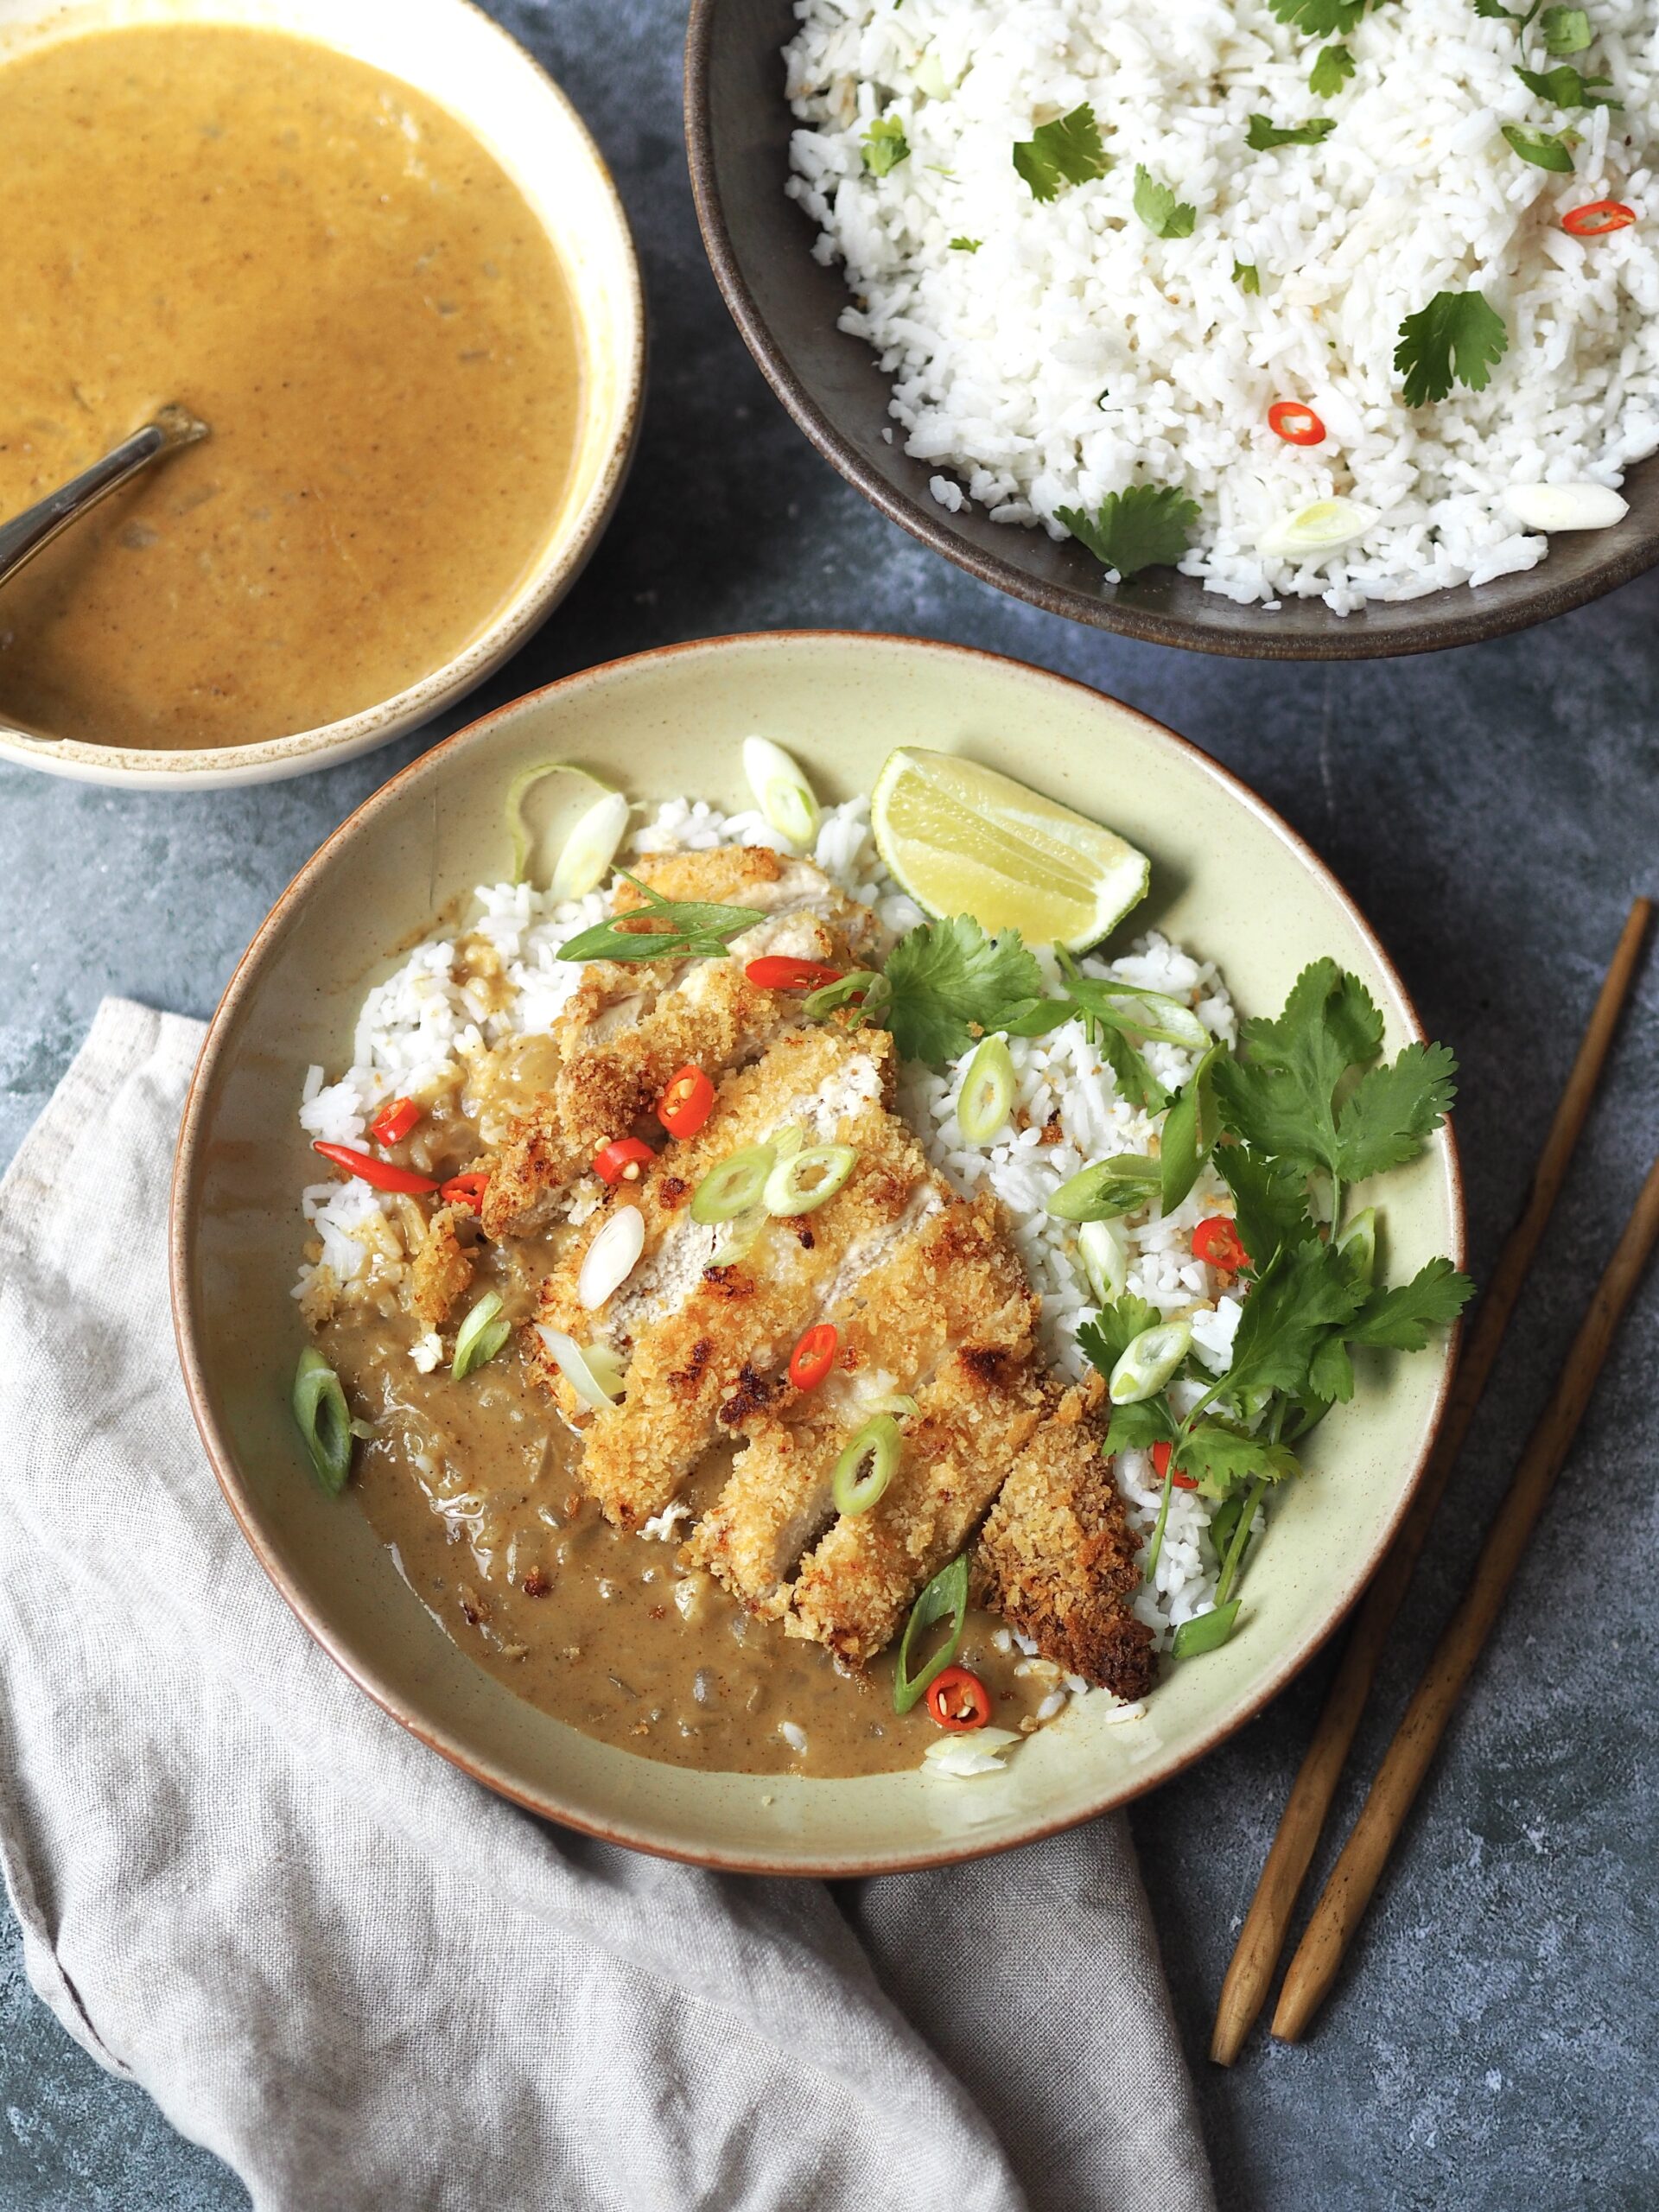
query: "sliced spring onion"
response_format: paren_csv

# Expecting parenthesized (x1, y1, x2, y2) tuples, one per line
(832, 1414, 903, 1516)
(452, 1291, 512, 1381)
(742, 735, 820, 849)
(957, 1034, 1016, 1146)
(768, 1122, 806, 1163)
(550, 790, 631, 903)
(1109, 1319, 1193, 1405)
(1160, 1042, 1224, 1219)
(922, 1727, 1020, 1778)
(1257, 497, 1378, 560)
(1077, 1217, 1130, 1306)
(1143, 1463, 1176, 1581)
(864, 1392, 920, 1421)
(691, 1144, 777, 1225)
(577, 1205, 645, 1310)
(1171, 1600, 1242, 1659)
(709, 1205, 768, 1268)
(912, 47, 949, 99)
(893, 1553, 969, 1713)
(1504, 482, 1629, 533)
(1047, 1154, 1159, 1223)
(535, 1325, 623, 1410)
(505, 761, 615, 887)
(1336, 1205, 1378, 1287)
(764, 1143, 857, 1217)
(1103, 988, 1209, 1051)
(291, 1348, 353, 1495)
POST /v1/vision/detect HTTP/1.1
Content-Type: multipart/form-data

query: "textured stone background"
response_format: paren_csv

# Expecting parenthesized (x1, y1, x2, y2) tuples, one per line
(3, 3, 1656, 2205)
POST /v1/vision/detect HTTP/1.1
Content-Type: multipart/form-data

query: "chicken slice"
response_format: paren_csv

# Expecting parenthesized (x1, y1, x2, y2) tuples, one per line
(974, 1383, 1156, 1701)
(482, 848, 877, 1238)
(687, 1195, 1033, 1617)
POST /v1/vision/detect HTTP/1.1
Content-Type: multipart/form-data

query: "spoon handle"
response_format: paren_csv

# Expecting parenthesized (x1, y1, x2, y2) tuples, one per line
(0, 404, 209, 593)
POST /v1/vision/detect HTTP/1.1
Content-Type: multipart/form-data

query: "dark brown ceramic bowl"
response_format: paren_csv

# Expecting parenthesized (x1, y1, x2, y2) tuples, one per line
(684, 0, 1659, 659)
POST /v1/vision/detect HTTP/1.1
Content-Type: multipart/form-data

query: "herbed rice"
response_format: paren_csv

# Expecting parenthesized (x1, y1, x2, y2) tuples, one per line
(783, 0, 1659, 610)
(295, 795, 1249, 1676)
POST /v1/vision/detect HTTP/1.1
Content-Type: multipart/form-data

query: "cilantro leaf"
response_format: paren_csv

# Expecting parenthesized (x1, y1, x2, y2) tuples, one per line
(1269, 0, 1370, 31)
(1334, 1041, 1459, 1183)
(1099, 1023, 1170, 1114)
(950, 236, 982, 252)
(1394, 289, 1510, 406)
(1217, 1145, 1319, 1274)
(1503, 121, 1577, 168)
(1014, 104, 1109, 201)
(1246, 114, 1338, 150)
(1233, 260, 1262, 293)
(1309, 42, 1356, 95)
(1219, 1240, 1368, 1408)
(1515, 61, 1618, 108)
(861, 116, 909, 176)
(1103, 1395, 1179, 1458)
(1056, 483, 1201, 579)
(1211, 959, 1382, 1176)
(1474, 0, 1523, 16)
(1079, 1294, 1164, 1381)
(1133, 164, 1197, 237)
(1541, 5, 1592, 52)
(1344, 1257, 1474, 1351)
(1178, 1419, 1305, 1501)
(880, 915, 1045, 1067)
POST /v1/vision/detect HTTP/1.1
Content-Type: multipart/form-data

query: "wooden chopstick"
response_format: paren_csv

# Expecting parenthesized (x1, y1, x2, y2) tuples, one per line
(1210, 897, 1651, 2066)
(1273, 1145, 1659, 2040)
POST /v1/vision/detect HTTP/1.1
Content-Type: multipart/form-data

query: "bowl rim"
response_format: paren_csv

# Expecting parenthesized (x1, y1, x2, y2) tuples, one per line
(682, 0, 1656, 663)
(170, 627, 1466, 1876)
(0, 0, 647, 791)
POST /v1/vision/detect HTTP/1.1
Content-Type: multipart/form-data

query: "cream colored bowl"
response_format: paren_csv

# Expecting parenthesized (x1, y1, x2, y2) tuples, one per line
(172, 632, 1465, 1874)
(0, 0, 644, 790)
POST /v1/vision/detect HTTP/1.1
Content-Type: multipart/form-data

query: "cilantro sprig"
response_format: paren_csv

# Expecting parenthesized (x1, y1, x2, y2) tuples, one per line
(557, 874, 766, 964)
(1133, 165, 1197, 237)
(1013, 104, 1109, 201)
(1246, 114, 1338, 150)
(878, 916, 1046, 1067)
(1056, 483, 1201, 581)
(1394, 289, 1510, 407)
(862, 116, 910, 177)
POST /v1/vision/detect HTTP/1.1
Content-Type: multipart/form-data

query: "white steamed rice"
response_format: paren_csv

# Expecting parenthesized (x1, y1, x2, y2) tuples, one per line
(296, 794, 1249, 1668)
(783, 0, 1659, 610)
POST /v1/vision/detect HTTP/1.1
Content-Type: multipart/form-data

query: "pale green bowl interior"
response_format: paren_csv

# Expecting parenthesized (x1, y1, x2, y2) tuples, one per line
(173, 632, 1462, 1874)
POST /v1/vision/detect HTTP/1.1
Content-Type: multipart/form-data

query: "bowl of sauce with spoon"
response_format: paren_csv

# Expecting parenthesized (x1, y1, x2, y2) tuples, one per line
(0, 0, 643, 786)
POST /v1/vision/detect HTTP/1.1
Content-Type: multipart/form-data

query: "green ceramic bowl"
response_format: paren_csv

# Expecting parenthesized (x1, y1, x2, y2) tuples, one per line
(171, 632, 1465, 1874)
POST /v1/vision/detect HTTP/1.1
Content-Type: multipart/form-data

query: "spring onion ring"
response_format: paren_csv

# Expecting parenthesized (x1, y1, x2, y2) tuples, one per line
(535, 1325, 623, 1411)
(1047, 1154, 1159, 1223)
(452, 1291, 512, 1381)
(957, 1034, 1016, 1146)
(691, 1144, 777, 1225)
(505, 761, 616, 887)
(1077, 1217, 1130, 1306)
(893, 1554, 969, 1714)
(577, 1205, 646, 1310)
(764, 1143, 857, 1217)
(291, 1348, 353, 1495)
(550, 790, 631, 903)
(1171, 1600, 1241, 1658)
(832, 1414, 902, 1516)
(742, 734, 820, 849)
(1109, 1319, 1193, 1405)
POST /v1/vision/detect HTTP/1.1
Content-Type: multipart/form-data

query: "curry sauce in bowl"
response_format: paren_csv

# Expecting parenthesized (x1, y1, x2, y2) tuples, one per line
(0, 0, 642, 786)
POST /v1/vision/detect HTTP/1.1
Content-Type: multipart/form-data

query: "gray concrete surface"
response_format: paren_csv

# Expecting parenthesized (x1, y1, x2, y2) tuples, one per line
(3, 3, 1656, 2206)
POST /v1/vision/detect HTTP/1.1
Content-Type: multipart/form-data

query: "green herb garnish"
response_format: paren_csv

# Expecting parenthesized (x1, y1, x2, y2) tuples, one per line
(1269, 0, 1375, 31)
(1309, 42, 1356, 94)
(880, 915, 1046, 1067)
(1540, 5, 1591, 52)
(950, 236, 982, 252)
(1233, 261, 1262, 293)
(893, 1553, 969, 1712)
(1013, 103, 1109, 200)
(556, 872, 766, 964)
(1171, 1599, 1242, 1658)
(1056, 482, 1201, 580)
(1133, 164, 1197, 237)
(862, 115, 910, 176)
(1503, 120, 1577, 168)
(1393, 289, 1509, 406)
(1515, 61, 1618, 108)
(452, 1290, 512, 1381)
(1246, 113, 1338, 150)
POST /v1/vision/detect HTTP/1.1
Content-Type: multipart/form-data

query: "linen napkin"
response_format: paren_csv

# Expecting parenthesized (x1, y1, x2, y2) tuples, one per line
(0, 999, 1215, 2212)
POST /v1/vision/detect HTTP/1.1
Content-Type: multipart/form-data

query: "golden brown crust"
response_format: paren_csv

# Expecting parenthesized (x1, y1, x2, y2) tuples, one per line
(974, 1386, 1156, 1701)
(406, 1203, 475, 1329)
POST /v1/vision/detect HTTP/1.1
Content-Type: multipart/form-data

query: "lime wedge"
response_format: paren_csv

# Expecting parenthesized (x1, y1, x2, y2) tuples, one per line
(869, 748, 1149, 950)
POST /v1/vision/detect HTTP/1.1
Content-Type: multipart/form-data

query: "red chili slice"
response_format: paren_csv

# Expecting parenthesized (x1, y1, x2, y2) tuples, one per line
(1562, 200, 1636, 237)
(368, 1096, 420, 1147)
(788, 1322, 839, 1392)
(1268, 400, 1326, 447)
(594, 1138, 655, 1187)
(745, 956, 847, 993)
(925, 1665, 993, 1732)
(311, 1140, 439, 1195)
(439, 1171, 491, 1213)
(657, 1065, 715, 1139)
(1151, 1440, 1199, 1493)
(1192, 1216, 1250, 1274)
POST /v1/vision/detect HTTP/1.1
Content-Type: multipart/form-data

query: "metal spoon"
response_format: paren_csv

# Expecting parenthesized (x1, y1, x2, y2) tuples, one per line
(0, 404, 210, 593)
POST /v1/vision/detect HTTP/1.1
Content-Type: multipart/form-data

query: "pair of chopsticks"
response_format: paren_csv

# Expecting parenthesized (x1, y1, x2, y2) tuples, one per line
(1212, 896, 1656, 2062)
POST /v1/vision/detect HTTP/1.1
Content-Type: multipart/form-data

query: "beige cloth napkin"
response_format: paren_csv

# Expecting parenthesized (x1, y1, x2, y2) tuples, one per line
(0, 999, 1215, 2212)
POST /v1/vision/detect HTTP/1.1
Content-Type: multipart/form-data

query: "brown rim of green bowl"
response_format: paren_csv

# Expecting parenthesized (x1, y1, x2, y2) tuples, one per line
(683, 0, 1659, 662)
(169, 631, 1465, 1875)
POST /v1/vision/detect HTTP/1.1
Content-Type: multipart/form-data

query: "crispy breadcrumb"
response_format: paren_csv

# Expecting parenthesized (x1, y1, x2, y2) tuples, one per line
(406, 1203, 476, 1329)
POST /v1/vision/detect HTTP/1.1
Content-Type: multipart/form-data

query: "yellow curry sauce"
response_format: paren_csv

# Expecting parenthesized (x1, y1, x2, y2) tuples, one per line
(0, 23, 583, 749)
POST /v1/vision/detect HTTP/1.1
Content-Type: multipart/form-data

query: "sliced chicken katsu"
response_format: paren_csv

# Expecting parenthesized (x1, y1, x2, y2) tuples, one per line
(687, 1195, 1033, 1618)
(975, 1383, 1156, 1701)
(482, 848, 879, 1239)
(528, 1027, 936, 1529)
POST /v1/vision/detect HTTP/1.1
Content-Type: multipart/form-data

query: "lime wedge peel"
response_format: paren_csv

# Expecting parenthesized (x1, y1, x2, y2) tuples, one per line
(869, 747, 1149, 952)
